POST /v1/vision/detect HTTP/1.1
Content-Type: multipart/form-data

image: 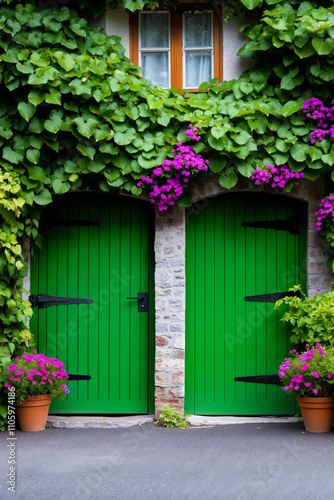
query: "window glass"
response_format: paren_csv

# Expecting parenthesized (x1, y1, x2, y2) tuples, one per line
(184, 13, 212, 48)
(185, 52, 212, 88)
(141, 52, 169, 88)
(140, 13, 169, 48)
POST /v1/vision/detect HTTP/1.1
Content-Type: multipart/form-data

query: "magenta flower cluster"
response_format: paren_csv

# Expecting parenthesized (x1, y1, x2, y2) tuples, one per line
(137, 125, 208, 211)
(310, 195, 334, 232)
(3, 351, 70, 399)
(303, 97, 334, 143)
(278, 343, 334, 398)
(251, 164, 304, 189)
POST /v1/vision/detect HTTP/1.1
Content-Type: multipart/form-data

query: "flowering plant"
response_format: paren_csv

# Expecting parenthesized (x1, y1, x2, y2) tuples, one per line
(278, 343, 334, 398)
(251, 163, 304, 189)
(310, 195, 334, 233)
(275, 285, 334, 346)
(310, 195, 334, 271)
(1, 351, 70, 403)
(303, 97, 334, 144)
(137, 124, 209, 211)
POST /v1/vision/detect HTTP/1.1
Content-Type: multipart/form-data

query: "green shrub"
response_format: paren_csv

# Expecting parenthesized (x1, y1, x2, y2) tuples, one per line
(157, 404, 188, 429)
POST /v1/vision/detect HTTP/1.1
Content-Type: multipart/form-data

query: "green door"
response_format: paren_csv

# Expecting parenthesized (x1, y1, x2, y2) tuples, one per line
(185, 193, 307, 415)
(30, 195, 153, 414)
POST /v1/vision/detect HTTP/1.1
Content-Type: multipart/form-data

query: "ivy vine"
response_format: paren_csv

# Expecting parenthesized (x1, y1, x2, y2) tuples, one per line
(1, 0, 334, 428)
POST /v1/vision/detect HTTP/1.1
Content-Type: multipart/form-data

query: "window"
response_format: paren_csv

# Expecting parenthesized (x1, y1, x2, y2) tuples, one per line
(130, 7, 222, 90)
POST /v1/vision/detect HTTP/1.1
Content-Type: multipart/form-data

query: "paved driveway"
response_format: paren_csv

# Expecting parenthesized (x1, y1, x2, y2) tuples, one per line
(1, 422, 334, 500)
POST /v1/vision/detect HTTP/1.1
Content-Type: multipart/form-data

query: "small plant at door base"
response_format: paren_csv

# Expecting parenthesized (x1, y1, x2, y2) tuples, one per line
(278, 343, 334, 398)
(274, 285, 334, 346)
(1, 351, 70, 404)
(157, 404, 188, 428)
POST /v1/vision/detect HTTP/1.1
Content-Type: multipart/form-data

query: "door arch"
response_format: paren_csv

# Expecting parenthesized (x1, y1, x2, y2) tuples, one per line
(30, 194, 154, 414)
(185, 192, 307, 415)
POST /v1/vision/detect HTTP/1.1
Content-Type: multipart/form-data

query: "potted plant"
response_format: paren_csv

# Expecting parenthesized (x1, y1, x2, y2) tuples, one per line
(278, 343, 334, 433)
(2, 350, 70, 432)
(274, 284, 334, 346)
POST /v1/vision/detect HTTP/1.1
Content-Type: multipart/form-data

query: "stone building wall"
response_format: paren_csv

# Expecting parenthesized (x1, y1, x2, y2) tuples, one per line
(153, 175, 333, 416)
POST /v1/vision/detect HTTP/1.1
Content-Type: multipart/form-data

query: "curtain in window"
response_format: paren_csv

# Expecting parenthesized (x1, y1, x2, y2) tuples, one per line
(140, 13, 169, 88)
(184, 13, 212, 88)
(140, 13, 169, 48)
(184, 13, 211, 47)
(141, 53, 169, 88)
(185, 52, 211, 88)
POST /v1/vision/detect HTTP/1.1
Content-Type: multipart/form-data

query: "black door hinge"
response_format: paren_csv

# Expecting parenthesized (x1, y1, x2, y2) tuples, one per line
(244, 290, 300, 302)
(235, 374, 282, 386)
(242, 216, 299, 234)
(29, 294, 94, 308)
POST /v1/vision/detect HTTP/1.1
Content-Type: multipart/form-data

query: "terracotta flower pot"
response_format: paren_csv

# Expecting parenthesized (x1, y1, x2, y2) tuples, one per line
(15, 394, 51, 432)
(297, 396, 334, 433)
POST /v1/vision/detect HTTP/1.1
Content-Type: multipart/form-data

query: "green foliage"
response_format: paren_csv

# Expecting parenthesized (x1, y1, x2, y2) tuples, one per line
(275, 285, 334, 345)
(157, 404, 188, 428)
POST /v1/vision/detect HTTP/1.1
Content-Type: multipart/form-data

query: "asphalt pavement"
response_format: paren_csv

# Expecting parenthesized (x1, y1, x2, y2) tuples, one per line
(1, 422, 334, 500)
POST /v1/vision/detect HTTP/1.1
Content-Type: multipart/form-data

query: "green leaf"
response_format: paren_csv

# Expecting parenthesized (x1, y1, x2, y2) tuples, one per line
(26, 149, 40, 165)
(54, 51, 76, 71)
(114, 128, 137, 146)
(2, 146, 24, 164)
(28, 166, 46, 181)
(33, 188, 52, 205)
(198, 81, 210, 91)
(72, 115, 99, 138)
(52, 179, 70, 194)
(94, 125, 113, 142)
(240, 0, 261, 10)
(28, 90, 45, 106)
(231, 130, 252, 145)
(16, 61, 34, 74)
(208, 154, 227, 173)
(276, 140, 291, 153)
(177, 190, 193, 207)
(44, 110, 64, 134)
(29, 117, 44, 134)
(17, 102, 36, 122)
(237, 161, 255, 177)
(294, 42, 315, 58)
(280, 101, 303, 117)
(240, 81, 254, 94)
(77, 143, 95, 160)
(208, 135, 227, 151)
(312, 37, 334, 56)
(112, 152, 130, 170)
(30, 52, 50, 67)
(290, 142, 309, 162)
(219, 168, 238, 189)
(45, 88, 62, 105)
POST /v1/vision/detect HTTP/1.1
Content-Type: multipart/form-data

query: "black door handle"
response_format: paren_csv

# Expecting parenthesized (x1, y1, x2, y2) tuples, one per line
(126, 293, 148, 312)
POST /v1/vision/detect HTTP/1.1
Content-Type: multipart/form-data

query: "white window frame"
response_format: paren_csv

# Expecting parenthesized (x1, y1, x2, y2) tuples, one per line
(182, 11, 214, 90)
(138, 11, 171, 89)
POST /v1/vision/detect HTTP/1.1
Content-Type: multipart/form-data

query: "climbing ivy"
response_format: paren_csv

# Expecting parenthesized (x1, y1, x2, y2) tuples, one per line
(1, 0, 334, 428)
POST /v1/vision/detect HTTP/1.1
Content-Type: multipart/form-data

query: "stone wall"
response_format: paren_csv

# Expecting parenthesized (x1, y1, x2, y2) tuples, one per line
(154, 206, 186, 417)
(153, 175, 333, 417)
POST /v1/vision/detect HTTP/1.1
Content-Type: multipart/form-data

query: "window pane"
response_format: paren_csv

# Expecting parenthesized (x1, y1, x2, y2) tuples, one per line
(141, 52, 169, 87)
(185, 52, 212, 88)
(184, 13, 212, 48)
(140, 13, 169, 48)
